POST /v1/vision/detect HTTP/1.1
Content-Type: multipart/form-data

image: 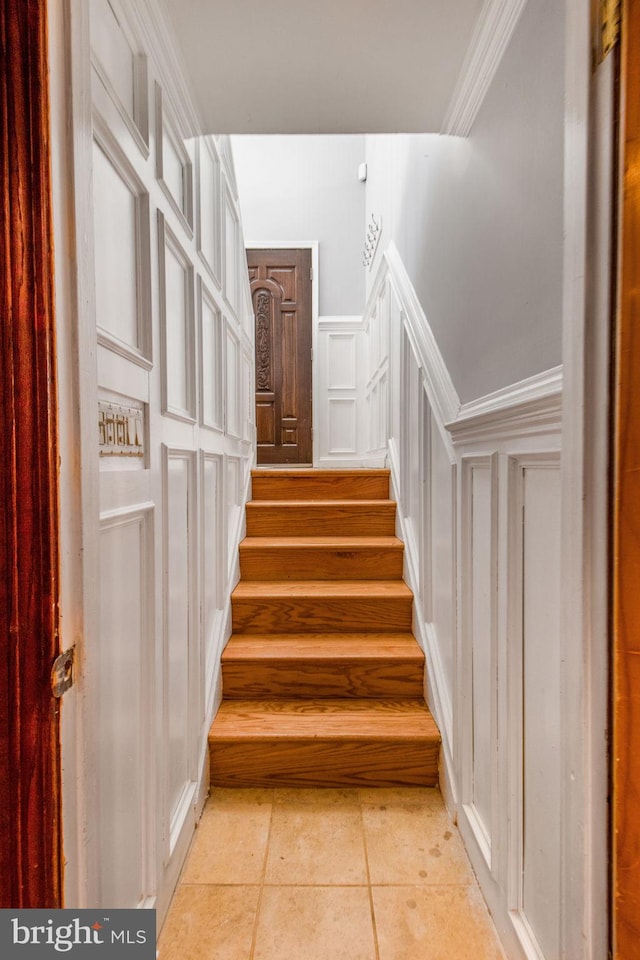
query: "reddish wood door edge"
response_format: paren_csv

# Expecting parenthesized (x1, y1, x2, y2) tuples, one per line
(614, 1, 640, 953)
(0, 0, 62, 907)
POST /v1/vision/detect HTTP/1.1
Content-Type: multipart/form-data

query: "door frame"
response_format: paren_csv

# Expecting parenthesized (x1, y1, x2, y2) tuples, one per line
(0, 0, 62, 907)
(613, 0, 640, 953)
(245, 241, 319, 466)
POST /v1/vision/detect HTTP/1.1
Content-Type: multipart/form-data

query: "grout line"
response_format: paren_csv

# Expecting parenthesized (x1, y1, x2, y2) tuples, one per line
(359, 791, 381, 960)
(248, 789, 276, 960)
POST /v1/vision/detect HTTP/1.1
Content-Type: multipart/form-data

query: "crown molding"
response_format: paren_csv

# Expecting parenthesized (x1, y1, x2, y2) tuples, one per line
(441, 0, 529, 137)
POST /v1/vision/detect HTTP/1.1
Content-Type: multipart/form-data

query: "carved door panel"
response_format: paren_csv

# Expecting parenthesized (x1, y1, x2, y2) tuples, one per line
(248, 249, 312, 464)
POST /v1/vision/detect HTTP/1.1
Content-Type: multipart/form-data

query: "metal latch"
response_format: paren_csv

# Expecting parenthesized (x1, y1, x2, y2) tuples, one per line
(51, 647, 75, 698)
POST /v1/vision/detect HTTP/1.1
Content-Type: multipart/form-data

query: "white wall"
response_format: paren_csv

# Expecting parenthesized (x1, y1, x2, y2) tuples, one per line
(365, 0, 564, 404)
(232, 135, 366, 317)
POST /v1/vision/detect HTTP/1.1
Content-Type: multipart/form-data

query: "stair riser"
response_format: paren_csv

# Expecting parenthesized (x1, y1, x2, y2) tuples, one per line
(209, 739, 438, 788)
(251, 472, 390, 501)
(246, 505, 396, 536)
(232, 597, 413, 634)
(222, 661, 424, 698)
(239, 546, 403, 580)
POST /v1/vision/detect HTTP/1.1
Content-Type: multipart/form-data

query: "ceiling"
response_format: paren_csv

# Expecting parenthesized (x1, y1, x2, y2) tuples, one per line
(160, 0, 486, 134)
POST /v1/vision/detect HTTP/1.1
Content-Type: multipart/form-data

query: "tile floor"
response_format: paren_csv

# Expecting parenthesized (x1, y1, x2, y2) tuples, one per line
(157, 786, 507, 960)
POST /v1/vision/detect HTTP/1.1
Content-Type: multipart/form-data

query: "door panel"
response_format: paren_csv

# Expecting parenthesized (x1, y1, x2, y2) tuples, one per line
(248, 249, 312, 465)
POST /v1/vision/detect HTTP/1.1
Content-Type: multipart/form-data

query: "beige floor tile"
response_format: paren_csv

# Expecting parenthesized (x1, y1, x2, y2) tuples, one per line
(372, 885, 506, 960)
(157, 885, 260, 960)
(254, 886, 376, 960)
(265, 800, 367, 884)
(362, 801, 472, 885)
(274, 787, 360, 806)
(358, 786, 443, 808)
(182, 796, 272, 884)
(209, 787, 275, 805)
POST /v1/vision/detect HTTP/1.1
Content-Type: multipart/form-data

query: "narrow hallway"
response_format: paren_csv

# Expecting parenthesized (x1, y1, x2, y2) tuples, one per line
(158, 786, 505, 960)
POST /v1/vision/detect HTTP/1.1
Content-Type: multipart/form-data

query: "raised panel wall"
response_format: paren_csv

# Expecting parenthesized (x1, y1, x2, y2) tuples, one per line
(513, 458, 562, 958)
(92, 136, 151, 362)
(78, 0, 255, 925)
(363, 248, 564, 960)
(163, 449, 197, 853)
(98, 507, 153, 907)
(316, 319, 368, 467)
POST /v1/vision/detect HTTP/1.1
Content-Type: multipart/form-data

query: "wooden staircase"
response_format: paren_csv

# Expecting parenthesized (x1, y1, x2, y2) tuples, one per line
(208, 469, 440, 787)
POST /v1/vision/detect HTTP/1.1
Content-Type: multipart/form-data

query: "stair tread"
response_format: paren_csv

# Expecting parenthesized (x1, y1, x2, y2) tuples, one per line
(222, 633, 424, 661)
(232, 580, 413, 598)
(252, 469, 390, 478)
(251, 469, 390, 502)
(240, 536, 403, 548)
(248, 499, 396, 508)
(209, 699, 439, 739)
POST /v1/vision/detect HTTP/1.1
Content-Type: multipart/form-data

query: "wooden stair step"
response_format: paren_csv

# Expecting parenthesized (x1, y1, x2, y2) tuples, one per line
(246, 500, 396, 536)
(251, 468, 390, 501)
(231, 580, 413, 633)
(222, 633, 425, 698)
(239, 536, 404, 580)
(209, 698, 439, 787)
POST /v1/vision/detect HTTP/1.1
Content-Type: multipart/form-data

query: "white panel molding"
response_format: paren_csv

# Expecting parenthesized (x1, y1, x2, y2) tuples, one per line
(223, 185, 240, 315)
(161, 445, 200, 859)
(318, 315, 364, 331)
(92, 112, 153, 368)
(441, 0, 529, 137)
(90, 0, 149, 157)
(505, 453, 562, 960)
(459, 454, 499, 874)
(446, 366, 563, 444)
(98, 503, 156, 905)
(155, 82, 194, 236)
(158, 211, 196, 423)
(199, 451, 225, 722)
(198, 278, 224, 433)
(127, 0, 202, 136)
(196, 136, 222, 286)
(388, 438, 456, 794)
(327, 332, 357, 390)
(241, 347, 254, 443)
(382, 243, 460, 427)
(327, 398, 357, 454)
(224, 322, 241, 440)
(217, 135, 239, 201)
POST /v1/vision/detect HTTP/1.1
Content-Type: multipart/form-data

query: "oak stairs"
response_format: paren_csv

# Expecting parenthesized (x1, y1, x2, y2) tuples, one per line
(208, 469, 440, 787)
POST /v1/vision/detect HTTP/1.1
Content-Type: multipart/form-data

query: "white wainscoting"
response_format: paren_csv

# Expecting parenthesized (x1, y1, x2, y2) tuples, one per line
(59, 0, 255, 926)
(315, 316, 387, 468)
(364, 243, 567, 960)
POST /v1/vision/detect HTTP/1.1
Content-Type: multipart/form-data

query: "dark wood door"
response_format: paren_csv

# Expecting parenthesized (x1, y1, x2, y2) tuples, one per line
(248, 249, 312, 465)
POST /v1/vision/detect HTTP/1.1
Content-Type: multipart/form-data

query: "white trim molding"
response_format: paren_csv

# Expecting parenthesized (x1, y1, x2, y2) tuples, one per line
(446, 366, 563, 444)
(384, 243, 460, 426)
(441, 0, 529, 137)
